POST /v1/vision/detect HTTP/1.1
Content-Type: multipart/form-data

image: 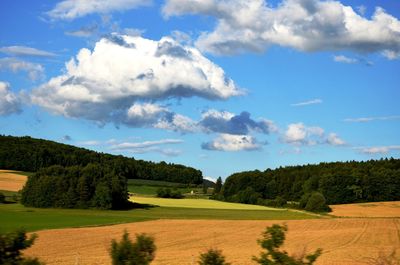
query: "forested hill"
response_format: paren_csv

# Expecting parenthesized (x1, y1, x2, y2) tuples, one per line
(0, 135, 202, 184)
(221, 158, 400, 205)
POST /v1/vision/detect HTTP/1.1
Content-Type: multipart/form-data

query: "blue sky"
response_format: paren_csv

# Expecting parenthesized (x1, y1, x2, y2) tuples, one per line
(0, 0, 399, 179)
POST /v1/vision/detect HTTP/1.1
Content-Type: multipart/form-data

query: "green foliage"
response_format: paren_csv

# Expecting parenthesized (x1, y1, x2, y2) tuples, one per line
(253, 224, 322, 265)
(20, 163, 130, 210)
(214, 177, 222, 194)
(198, 248, 230, 265)
(260, 196, 288, 208)
(304, 192, 331, 212)
(0, 192, 5, 203)
(110, 230, 156, 265)
(0, 135, 203, 185)
(0, 229, 44, 265)
(219, 159, 400, 206)
(156, 188, 184, 199)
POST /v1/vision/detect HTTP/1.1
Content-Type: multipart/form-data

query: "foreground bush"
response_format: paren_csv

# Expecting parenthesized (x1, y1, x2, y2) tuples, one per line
(253, 224, 322, 265)
(198, 248, 231, 265)
(110, 230, 156, 265)
(0, 230, 44, 265)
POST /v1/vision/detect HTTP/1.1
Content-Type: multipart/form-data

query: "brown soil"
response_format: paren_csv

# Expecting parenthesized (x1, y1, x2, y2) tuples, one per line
(25, 218, 400, 265)
(331, 201, 400, 218)
(0, 171, 27, 191)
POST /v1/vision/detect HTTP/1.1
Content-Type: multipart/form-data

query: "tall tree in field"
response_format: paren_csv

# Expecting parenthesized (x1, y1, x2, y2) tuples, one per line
(214, 177, 222, 194)
(253, 224, 322, 265)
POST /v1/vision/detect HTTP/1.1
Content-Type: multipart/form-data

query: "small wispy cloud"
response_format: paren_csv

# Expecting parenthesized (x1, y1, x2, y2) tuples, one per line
(78, 140, 102, 146)
(344, 115, 400, 123)
(0, 57, 45, 81)
(65, 24, 98, 38)
(0, 46, 56, 57)
(110, 139, 183, 156)
(333, 55, 373, 66)
(291, 99, 322, 107)
(355, 145, 400, 155)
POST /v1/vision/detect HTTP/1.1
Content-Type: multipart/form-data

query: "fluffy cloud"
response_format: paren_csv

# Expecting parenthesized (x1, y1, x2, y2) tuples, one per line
(110, 139, 183, 156)
(47, 0, 152, 20)
(0, 58, 44, 81)
(326, 133, 346, 146)
(344, 115, 400, 122)
(0, 82, 22, 116)
(202, 134, 263, 151)
(163, 0, 400, 58)
(125, 103, 197, 132)
(283, 122, 345, 146)
(291, 98, 322, 107)
(356, 145, 400, 155)
(200, 109, 277, 135)
(0, 46, 56, 57)
(31, 34, 241, 125)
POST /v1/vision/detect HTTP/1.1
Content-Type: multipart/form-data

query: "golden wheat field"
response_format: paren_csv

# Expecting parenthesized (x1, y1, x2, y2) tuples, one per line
(330, 201, 400, 218)
(25, 218, 400, 265)
(0, 170, 27, 191)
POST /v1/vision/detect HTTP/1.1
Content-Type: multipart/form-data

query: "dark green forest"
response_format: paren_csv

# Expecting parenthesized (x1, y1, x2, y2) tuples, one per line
(0, 135, 203, 184)
(217, 158, 400, 207)
(21, 164, 129, 209)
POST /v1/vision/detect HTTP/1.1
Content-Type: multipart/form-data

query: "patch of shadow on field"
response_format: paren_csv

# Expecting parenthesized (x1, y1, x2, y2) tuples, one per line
(115, 201, 159, 211)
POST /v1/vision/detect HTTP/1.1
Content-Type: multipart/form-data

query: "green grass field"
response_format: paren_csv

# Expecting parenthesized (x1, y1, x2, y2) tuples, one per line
(131, 196, 281, 210)
(0, 202, 316, 233)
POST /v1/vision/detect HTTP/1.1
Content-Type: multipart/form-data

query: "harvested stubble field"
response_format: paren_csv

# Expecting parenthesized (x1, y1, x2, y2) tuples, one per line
(331, 201, 400, 218)
(0, 169, 27, 191)
(25, 218, 400, 265)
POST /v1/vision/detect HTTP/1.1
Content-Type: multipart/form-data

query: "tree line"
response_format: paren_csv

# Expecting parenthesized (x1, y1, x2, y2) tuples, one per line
(215, 158, 400, 207)
(0, 135, 203, 185)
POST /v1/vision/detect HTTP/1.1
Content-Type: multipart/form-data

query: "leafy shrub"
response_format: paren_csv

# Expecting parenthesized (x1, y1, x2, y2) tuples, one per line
(110, 230, 156, 265)
(198, 248, 230, 265)
(253, 224, 322, 265)
(304, 192, 331, 212)
(0, 192, 5, 203)
(156, 188, 183, 199)
(0, 229, 44, 265)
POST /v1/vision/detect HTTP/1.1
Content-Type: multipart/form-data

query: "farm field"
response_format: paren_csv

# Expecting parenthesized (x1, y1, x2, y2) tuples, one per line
(330, 201, 400, 218)
(0, 203, 315, 233)
(0, 169, 27, 191)
(25, 218, 400, 265)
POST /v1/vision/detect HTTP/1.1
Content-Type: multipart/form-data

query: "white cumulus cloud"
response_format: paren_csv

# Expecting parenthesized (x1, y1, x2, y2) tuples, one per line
(163, 0, 400, 59)
(283, 122, 345, 146)
(47, 0, 152, 20)
(0, 81, 22, 116)
(31, 34, 241, 126)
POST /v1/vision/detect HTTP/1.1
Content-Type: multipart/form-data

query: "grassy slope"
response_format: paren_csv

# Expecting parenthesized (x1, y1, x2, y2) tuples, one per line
(0, 202, 316, 233)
